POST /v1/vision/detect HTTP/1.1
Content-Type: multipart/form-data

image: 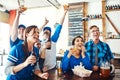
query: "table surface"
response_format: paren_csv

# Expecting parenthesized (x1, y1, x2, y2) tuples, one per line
(34, 68, 120, 80)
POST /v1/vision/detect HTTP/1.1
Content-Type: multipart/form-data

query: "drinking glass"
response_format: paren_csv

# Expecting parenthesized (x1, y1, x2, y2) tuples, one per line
(57, 61, 62, 76)
(100, 61, 110, 77)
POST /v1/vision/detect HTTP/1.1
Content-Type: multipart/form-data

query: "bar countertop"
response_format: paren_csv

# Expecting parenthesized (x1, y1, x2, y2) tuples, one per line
(33, 68, 120, 80)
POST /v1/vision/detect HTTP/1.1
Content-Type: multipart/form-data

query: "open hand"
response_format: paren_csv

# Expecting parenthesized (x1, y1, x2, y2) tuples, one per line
(40, 72, 49, 79)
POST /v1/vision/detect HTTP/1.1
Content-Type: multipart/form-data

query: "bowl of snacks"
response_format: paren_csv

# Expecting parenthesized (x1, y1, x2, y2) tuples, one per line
(72, 63, 92, 77)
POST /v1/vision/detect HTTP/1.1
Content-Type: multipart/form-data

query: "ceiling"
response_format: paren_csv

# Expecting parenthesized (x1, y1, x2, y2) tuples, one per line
(0, 0, 101, 11)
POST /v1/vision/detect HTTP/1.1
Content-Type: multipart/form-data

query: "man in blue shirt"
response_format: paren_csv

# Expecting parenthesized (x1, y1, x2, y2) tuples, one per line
(85, 25, 114, 72)
(10, 8, 26, 48)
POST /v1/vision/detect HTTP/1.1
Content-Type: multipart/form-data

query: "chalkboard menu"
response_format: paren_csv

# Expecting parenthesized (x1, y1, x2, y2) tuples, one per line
(68, 5, 83, 46)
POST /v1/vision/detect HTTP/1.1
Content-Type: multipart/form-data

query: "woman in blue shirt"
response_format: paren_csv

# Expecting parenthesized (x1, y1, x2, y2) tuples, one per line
(5, 25, 48, 80)
(61, 36, 92, 74)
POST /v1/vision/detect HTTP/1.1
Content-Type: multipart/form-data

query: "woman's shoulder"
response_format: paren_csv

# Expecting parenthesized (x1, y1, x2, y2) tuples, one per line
(10, 44, 23, 51)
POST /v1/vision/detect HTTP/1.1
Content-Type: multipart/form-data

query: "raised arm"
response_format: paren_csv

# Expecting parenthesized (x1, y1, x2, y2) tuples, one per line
(10, 7, 26, 41)
(10, 9, 20, 42)
(51, 5, 69, 42)
(58, 5, 69, 25)
(39, 17, 49, 33)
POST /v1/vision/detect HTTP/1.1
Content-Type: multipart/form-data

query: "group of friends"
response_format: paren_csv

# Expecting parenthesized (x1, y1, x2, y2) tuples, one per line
(4, 5, 114, 80)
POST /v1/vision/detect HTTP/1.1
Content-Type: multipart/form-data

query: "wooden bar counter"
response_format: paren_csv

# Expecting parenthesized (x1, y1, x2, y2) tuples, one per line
(34, 68, 120, 80)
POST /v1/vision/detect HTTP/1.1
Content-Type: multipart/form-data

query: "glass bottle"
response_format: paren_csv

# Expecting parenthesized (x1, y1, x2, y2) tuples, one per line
(31, 51, 36, 66)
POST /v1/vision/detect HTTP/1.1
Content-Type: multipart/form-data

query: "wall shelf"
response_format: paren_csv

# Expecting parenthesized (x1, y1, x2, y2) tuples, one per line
(106, 9, 120, 12)
(106, 38, 120, 39)
(88, 18, 102, 20)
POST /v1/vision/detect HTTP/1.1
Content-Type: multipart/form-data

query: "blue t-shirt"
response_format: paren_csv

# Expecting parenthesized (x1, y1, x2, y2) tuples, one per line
(10, 37, 24, 48)
(6, 44, 39, 80)
(61, 50, 92, 73)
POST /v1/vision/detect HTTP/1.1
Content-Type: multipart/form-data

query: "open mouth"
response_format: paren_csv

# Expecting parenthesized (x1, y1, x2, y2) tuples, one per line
(33, 36, 39, 40)
(93, 34, 98, 37)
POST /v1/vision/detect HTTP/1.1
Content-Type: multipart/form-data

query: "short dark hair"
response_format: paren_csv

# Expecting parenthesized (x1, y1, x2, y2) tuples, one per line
(89, 25, 99, 31)
(72, 36, 84, 45)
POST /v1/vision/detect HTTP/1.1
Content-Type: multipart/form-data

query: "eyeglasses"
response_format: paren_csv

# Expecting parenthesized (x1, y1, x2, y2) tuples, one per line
(90, 30, 99, 33)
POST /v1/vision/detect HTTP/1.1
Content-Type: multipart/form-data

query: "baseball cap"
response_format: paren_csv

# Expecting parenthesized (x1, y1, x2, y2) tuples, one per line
(18, 24, 26, 29)
(43, 26, 51, 32)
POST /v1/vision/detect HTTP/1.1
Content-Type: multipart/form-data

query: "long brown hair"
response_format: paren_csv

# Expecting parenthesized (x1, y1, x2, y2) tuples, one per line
(23, 25, 38, 60)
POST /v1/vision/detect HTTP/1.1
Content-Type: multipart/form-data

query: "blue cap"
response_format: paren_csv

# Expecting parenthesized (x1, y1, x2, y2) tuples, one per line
(18, 24, 26, 29)
(43, 26, 51, 32)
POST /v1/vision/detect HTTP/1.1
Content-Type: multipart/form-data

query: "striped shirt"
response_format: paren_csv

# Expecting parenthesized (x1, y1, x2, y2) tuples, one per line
(6, 44, 39, 80)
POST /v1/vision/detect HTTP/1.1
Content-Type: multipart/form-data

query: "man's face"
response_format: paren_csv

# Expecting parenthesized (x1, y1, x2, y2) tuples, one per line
(89, 27, 100, 41)
(43, 30, 51, 40)
(18, 27, 25, 35)
(18, 27, 25, 39)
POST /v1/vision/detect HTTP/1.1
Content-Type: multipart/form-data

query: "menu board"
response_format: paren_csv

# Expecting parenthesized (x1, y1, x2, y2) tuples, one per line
(68, 6, 83, 46)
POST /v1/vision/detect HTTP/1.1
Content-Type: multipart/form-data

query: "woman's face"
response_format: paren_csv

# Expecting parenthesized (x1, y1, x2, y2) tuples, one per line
(74, 37, 83, 50)
(26, 28, 39, 44)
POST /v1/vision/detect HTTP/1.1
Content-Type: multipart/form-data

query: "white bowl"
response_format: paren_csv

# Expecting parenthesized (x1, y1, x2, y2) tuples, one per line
(72, 65, 92, 77)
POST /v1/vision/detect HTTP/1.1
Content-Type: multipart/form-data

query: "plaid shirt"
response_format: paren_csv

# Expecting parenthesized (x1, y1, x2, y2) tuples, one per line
(85, 40, 114, 66)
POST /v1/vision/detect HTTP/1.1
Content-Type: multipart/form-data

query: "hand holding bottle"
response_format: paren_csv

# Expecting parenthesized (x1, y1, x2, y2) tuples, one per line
(23, 54, 36, 67)
(30, 51, 36, 66)
(63, 4, 69, 11)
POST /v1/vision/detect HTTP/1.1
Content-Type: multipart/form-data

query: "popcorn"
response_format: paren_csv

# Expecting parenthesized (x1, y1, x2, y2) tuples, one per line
(72, 63, 92, 77)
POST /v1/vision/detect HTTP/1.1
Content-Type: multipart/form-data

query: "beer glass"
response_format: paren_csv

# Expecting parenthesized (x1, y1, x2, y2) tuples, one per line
(100, 61, 110, 77)
(57, 61, 62, 76)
